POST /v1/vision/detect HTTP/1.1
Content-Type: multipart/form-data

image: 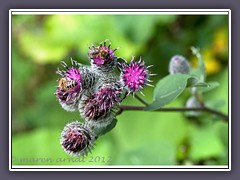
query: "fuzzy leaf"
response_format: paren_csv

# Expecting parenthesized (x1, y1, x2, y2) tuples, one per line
(145, 74, 197, 111)
(92, 118, 118, 137)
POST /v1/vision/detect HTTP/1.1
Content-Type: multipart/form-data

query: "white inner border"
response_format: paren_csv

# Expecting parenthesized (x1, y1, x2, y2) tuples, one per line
(9, 9, 231, 171)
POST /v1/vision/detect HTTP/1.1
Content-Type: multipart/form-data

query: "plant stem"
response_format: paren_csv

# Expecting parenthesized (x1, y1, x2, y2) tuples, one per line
(117, 105, 228, 122)
(134, 94, 149, 106)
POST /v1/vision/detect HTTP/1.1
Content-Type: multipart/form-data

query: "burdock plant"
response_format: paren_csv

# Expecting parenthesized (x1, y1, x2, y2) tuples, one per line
(55, 41, 228, 157)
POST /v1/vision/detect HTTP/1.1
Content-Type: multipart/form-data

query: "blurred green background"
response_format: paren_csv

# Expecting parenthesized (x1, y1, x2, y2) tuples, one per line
(12, 14, 229, 166)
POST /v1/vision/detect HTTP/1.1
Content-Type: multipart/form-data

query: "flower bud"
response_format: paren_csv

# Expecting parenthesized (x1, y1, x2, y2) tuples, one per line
(169, 55, 190, 74)
(185, 96, 202, 117)
(60, 121, 95, 156)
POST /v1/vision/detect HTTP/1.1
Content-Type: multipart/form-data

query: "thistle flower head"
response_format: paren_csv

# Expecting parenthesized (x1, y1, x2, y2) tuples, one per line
(83, 85, 120, 120)
(55, 88, 80, 105)
(121, 56, 152, 93)
(78, 78, 122, 128)
(56, 59, 82, 86)
(169, 55, 190, 74)
(60, 121, 94, 156)
(96, 84, 121, 109)
(83, 96, 108, 120)
(88, 40, 118, 73)
(80, 95, 115, 128)
(55, 60, 82, 106)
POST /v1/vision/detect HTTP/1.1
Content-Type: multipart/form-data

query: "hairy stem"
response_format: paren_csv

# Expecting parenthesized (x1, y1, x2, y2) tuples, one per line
(117, 105, 228, 122)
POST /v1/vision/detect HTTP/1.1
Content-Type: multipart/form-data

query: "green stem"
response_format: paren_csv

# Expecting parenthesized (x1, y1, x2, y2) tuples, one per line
(134, 94, 149, 106)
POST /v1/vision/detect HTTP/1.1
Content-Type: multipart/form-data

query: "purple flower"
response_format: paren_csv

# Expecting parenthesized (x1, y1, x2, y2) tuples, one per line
(78, 81, 122, 128)
(95, 85, 121, 110)
(84, 85, 120, 119)
(60, 121, 94, 156)
(83, 97, 117, 128)
(84, 96, 107, 120)
(65, 67, 81, 81)
(55, 60, 82, 105)
(121, 56, 152, 93)
(88, 40, 118, 73)
(55, 88, 80, 105)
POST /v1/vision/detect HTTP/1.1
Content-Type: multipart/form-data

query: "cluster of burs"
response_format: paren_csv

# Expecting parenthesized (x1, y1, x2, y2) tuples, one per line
(55, 40, 152, 156)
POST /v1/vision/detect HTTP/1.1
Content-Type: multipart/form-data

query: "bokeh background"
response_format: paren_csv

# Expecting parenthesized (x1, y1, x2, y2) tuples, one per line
(12, 14, 229, 166)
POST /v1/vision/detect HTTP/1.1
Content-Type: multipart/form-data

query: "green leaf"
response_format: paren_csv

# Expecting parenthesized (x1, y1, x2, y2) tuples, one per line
(92, 118, 118, 137)
(187, 77, 210, 87)
(196, 82, 220, 93)
(190, 47, 206, 82)
(186, 76, 199, 87)
(190, 82, 209, 87)
(145, 74, 197, 111)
